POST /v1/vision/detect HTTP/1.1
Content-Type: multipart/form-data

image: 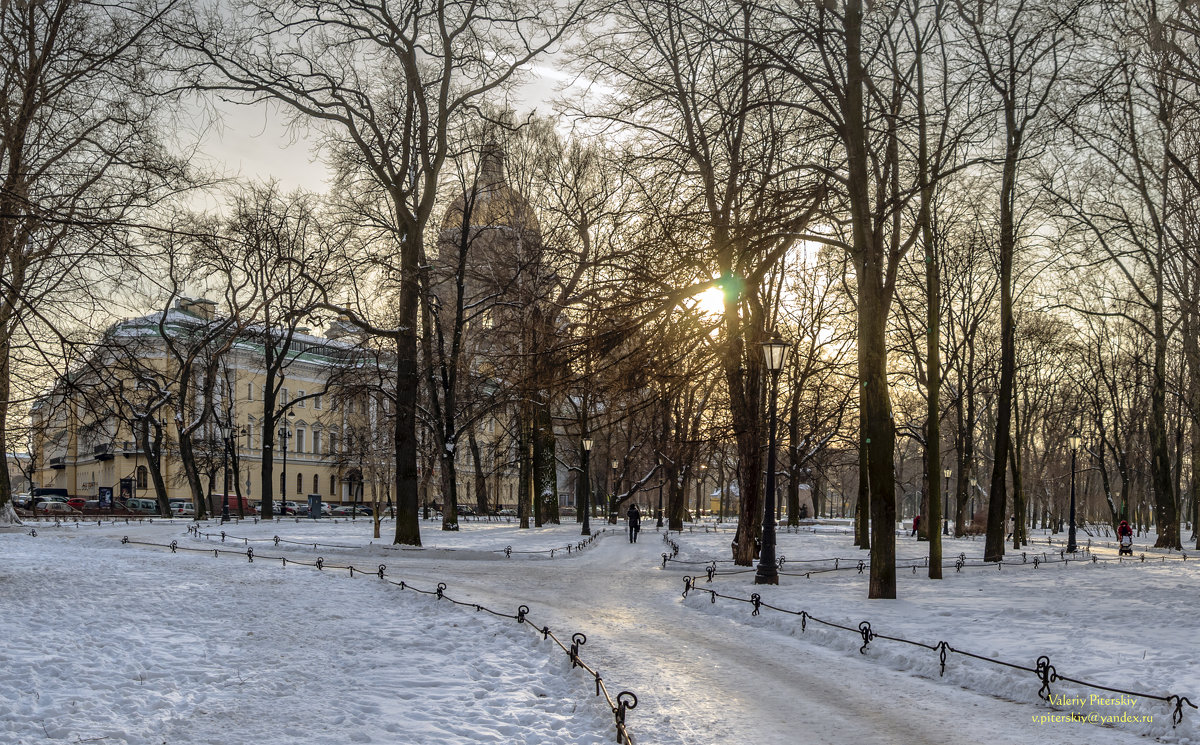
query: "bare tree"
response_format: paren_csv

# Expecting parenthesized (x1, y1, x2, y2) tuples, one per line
(0, 0, 189, 522)
(174, 0, 583, 545)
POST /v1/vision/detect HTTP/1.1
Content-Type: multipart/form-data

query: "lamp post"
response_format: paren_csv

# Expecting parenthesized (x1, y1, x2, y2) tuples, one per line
(755, 333, 790, 586)
(943, 468, 951, 535)
(1067, 434, 1080, 553)
(609, 459, 619, 524)
(969, 477, 977, 523)
(278, 409, 295, 519)
(229, 424, 248, 519)
(656, 455, 664, 528)
(219, 421, 231, 524)
(581, 437, 593, 537)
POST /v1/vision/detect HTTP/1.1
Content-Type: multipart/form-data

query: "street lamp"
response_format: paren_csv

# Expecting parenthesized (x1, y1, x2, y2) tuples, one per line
(755, 333, 790, 586)
(1067, 434, 1081, 553)
(231, 424, 249, 519)
(610, 459, 619, 524)
(969, 477, 977, 523)
(656, 454, 664, 529)
(219, 421, 231, 524)
(943, 468, 951, 536)
(581, 437, 593, 537)
(278, 409, 295, 520)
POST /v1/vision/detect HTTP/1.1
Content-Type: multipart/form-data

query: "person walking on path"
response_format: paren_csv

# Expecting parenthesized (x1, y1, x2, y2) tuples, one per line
(627, 504, 642, 543)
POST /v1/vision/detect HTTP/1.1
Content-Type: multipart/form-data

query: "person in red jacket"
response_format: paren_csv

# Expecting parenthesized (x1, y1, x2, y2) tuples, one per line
(911, 514, 921, 537)
(1117, 519, 1133, 554)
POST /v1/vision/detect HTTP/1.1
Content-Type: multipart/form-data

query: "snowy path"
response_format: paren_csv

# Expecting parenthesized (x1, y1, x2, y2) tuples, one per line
(385, 529, 1153, 745)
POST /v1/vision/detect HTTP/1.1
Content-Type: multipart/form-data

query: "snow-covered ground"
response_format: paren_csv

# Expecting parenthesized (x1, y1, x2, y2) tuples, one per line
(2, 515, 1195, 744)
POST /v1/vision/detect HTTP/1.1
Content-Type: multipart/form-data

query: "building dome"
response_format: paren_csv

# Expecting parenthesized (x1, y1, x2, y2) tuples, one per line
(439, 143, 541, 239)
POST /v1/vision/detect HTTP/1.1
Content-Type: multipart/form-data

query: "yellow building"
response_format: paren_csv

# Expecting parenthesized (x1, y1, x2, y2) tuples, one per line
(30, 298, 388, 509)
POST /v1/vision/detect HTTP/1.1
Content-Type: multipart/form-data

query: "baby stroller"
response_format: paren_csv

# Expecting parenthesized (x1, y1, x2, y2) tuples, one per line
(1118, 534, 1134, 556)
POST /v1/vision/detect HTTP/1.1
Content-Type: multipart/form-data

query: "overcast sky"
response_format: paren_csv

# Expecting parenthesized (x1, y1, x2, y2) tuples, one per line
(193, 64, 569, 197)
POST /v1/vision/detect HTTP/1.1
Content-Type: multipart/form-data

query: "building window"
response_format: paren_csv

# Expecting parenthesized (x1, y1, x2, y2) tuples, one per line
(330, 475, 336, 495)
(295, 429, 305, 454)
(312, 431, 321, 455)
(314, 395, 322, 410)
(136, 466, 148, 489)
(298, 390, 306, 407)
(281, 388, 289, 404)
(247, 383, 254, 401)
(312, 474, 319, 494)
(296, 473, 303, 495)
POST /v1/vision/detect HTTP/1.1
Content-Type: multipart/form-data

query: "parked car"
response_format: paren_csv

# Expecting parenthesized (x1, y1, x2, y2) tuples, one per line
(67, 497, 86, 510)
(126, 498, 159, 514)
(12, 493, 32, 508)
(274, 501, 298, 515)
(331, 504, 372, 516)
(35, 501, 80, 515)
(497, 508, 516, 517)
(172, 502, 196, 517)
(295, 502, 331, 517)
(80, 500, 131, 515)
(216, 495, 258, 515)
(29, 495, 70, 512)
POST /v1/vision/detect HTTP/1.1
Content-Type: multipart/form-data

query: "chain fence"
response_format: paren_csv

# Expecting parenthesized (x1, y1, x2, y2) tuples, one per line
(677, 574, 1196, 729)
(183, 525, 611, 559)
(114, 534, 637, 744)
(660, 534, 1197, 580)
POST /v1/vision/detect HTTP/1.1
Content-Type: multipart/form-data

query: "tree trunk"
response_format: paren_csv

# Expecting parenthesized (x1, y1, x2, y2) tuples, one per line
(468, 429, 489, 517)
(985, 125, 1019, 562)
(393, 327, 422, 545)
(669, 470, 685, 531)
(534, 399, 559, 525)
(1151, 287, 1180, 548)
(439, 445, 459, 530)
(518, 411, 531, 529)
(726, 304, 764, 565)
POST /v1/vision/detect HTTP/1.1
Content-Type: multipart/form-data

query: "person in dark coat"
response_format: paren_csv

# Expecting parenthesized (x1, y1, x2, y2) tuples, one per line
(911, 515, 921, 537)
(627, 504, 642, 543)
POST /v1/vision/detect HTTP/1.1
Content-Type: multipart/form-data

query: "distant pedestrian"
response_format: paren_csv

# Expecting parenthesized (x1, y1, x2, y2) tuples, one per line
(911, 515, 921, 537)
(627, 504, 642, 543)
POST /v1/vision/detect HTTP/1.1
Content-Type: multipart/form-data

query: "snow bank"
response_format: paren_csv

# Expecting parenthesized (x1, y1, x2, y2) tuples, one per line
(0, 530, 615, 744)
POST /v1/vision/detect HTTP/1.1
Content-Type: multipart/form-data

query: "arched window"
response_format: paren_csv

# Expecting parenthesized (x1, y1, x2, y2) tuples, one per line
(136, 466, 148, 489)
(296, 472, 303, 495)
(313, 475, 319, 494)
